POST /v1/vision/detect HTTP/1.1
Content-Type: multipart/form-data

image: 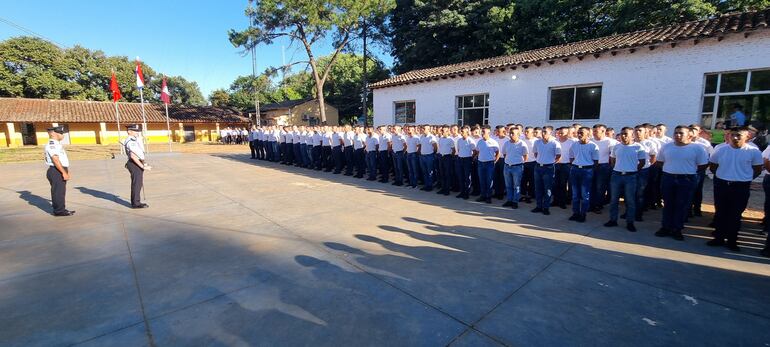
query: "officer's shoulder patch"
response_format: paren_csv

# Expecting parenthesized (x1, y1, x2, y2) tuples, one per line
(49, 145, 56, 149)
(48, 140, 54, 144)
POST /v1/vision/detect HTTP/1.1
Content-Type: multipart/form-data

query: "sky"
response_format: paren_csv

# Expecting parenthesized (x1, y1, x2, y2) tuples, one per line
(0, 0, 393, 99)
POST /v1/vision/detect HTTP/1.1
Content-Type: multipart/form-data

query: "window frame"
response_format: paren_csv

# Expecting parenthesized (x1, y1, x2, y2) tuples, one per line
(455, 93, 489, 126)
(393, 100, 416, 124)
(547, 83, 603, 121)
(700, 68, 770, 129)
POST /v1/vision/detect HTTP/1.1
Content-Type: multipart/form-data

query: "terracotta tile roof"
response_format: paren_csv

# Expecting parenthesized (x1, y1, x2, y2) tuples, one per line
(259, 98, 314, 111)
(371, 9, 769, 89)
(0, 98, 249, 123)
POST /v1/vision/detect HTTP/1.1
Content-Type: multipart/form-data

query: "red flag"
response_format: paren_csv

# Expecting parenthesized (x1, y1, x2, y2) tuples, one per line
(110, 72, 122, 102)
(160, 77, 171, 104)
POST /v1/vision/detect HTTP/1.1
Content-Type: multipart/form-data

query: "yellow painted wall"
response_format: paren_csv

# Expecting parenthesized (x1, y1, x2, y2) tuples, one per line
(261, 101, 340, 126)
(0, 124, 8, 147)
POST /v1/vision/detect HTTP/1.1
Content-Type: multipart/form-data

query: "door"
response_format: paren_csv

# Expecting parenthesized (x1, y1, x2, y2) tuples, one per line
(21, 123, 37, 146)
(183, 126, 195, 142)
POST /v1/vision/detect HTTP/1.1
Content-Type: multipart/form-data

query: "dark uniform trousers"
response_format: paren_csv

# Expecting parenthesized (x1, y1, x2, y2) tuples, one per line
(47, 166, 67, 213)
(713, 177, 751, 246)
(249, 140, 257, 158)
(553, 163, 571, 206)
(493, 159, 505, 198)
(344, 146, 354, 175)
(126, 160, 144, 207)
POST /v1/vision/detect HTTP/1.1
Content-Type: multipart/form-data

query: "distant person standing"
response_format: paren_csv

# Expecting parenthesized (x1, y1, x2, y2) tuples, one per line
(531, 126, 561, 215)
(707, 126, 762, 251)
(604, 127, 646, 232)
(125, 125, 151, 209)
(655, 125, 709, 241)
(475, 125, 501, 203)
(568, 127, 599, 222)
(44, 126, 75, 216)
(729, 104, 747, 127)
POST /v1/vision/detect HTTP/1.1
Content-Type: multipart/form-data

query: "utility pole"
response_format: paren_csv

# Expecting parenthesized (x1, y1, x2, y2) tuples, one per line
(249, 0, 260, 125)
(361, 18, 368, 126)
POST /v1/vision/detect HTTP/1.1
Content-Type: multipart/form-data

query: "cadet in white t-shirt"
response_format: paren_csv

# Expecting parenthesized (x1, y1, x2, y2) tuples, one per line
(419, 126, 439, 191)
(365, 127, 380, 181)
(707, 126, 763, 251)
(475, 125, 500, 203)
(455, 125, 476, 199)
(590, 124, 618, 212)
(554, 127, 576, 208)
(655, 125, 709, 241)
(605, 127, 646, 231)
(568, 127, 599, 222)
(501, 127, 528, 208)
(405, 125, 422, 188)
(390, 126, 407, 185)
(531, 126, 561, 214)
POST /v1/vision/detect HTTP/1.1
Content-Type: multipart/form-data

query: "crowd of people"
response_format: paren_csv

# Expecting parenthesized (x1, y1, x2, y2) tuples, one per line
(244, 122, 769, 257)
(219, 127, 250, 145)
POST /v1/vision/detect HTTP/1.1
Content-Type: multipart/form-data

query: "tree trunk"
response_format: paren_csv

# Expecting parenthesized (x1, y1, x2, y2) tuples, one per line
(316, 80, 327, 125)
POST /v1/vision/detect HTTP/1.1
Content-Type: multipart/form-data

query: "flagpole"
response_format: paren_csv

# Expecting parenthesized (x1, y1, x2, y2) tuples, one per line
(164, 102, 172, 152)
(115, 101, 124, 154)
(139, 88, 149, 155)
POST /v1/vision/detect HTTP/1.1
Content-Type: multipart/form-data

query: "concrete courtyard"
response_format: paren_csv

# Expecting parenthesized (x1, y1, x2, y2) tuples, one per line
(1, 152, 770, 346)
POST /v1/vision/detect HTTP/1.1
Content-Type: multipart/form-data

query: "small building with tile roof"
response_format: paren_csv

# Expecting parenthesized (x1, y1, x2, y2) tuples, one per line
(372, 9, 770, 130)
(250, 98, 339, 126)
(0, 97, 249, 147)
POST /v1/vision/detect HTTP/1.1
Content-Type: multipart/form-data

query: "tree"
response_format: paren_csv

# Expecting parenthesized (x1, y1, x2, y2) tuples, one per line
(229, 0, 395, 123)
(209, 89, 231, 107)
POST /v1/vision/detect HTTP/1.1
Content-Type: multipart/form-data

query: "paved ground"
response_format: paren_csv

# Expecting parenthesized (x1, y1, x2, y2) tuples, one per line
(1, 153, 769, 347)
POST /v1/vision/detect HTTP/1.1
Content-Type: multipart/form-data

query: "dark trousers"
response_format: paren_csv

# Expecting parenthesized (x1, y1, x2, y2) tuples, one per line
(439, 154, 454, 193)
(635, 168, 650, 218)
(366, 151, 378, 180)
(456, 156, 472, 197)
(522, 161, 536, 199)
(534, 164, 555, 209)
(266, 141, 274, 161)
(312, 146, 322, 169)
(420, 154, 435, 190)
(332, 146, 343, 173)
(407, 152, 420, 187)
(471, 158, 480, 195)
(478, 160, 495, 199)
(344, 146, 354, 175)
(570, 166, 593, 216)
(322, 146, 332, 170)
(293, 143, 302, 166)
(493, 160, 505, 198)
(553, 163, 570, 206)
(661, 173, 696, 232)
(647, 164, 663, 207)
(299, 144, 308, 167)
(280, 143, 287, 163)
(609, 172, 637, 223)
(249, 140, 257, 158)
(126, 161, 144, 207)
(713, 178, 751, 245)
(691, 170, 706, 213)
(764, 175, 770, 231)
(378, 151, 391, 182)
(591, 163, 611, 209)
(46, 166, 67, 213)
(392, 151, 405, 184)
(354, 148, 366, 177)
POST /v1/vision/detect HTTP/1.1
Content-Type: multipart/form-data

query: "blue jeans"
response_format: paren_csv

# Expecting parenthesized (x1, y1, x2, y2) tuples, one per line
(570, 166, 593, 216)
(503, 164, 523, 203)
(272, 142, 280, 162)
(366, 151, 378, 180)
(354, 148, 365, 176)
(609, 172, 637, 222)
(661, 173, 696, 231)
(591, 163, 611, 209)
(407, 152, 420, 187)
(439, 154, 454, 193)
(534, 164, 555, 209)
(332, 146, 343, 172)
(344, 146, 354, 174)
(392, 151, 405, 184)
(455, 157, 472, 196)
(478, 160, 495, 199)
(419, 154, 435, 190)
(378, 151, 390, 181)
(635, 168, 649, 218)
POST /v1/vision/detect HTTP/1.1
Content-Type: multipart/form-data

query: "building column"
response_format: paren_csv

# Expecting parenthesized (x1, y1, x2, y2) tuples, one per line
(215, 122, 220, 142)
(99, 122, 107, 144)
(178, 123, 185, 143)
(6, 123, 21, 147)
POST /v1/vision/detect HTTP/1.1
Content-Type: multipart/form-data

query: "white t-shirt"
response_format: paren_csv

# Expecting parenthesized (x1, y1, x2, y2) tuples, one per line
(558, 138, 576, 163)
(640, 139, 660, 169)
(377, 133, 391, 151)
(391, 133, 406, 152)
(419, 134, 438, 155)
(331, 132, 341, 147)
(523, 137, 537, 162)
(438, 136, 455, 155)
(322, 132, 332, 146)
(343, 131, 355, 146)
(503, 140, 528, 165)
(493, 136, 509, 152)
(570, 141, 599, 166)
(456, 137, 476, 158)
(312, 133, 322, 146)
(610, 143, 646, 172)
(763, 146, 770, 173)
(533, 138, 562, 165)
(476, 138, 500, 162)
(365, 135, 379, 152)
(353, 133, 367, 150)
(406, 135, 420, 153)
(709, 144, 763, 182)
(694, 137, 714, 155)
(658, 143, 709, 175)
(591, 137, 618, 164)
(44, 139, 70, 167)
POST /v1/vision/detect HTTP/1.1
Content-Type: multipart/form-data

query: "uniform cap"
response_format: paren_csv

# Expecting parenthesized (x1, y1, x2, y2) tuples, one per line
(126, 124, 142, 132)
(46, 126, 67, 134)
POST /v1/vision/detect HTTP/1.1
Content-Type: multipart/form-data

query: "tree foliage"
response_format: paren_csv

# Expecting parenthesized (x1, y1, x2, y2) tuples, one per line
(389, 0, 768, 74)
(0, 36, 205, 105)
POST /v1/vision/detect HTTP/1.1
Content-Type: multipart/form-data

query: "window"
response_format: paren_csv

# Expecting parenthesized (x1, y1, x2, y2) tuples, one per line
(548, 85, 602, 121)
(701, 69, 770, 129)
(394, 101, 415, 123)
(456, 94, 489, 126)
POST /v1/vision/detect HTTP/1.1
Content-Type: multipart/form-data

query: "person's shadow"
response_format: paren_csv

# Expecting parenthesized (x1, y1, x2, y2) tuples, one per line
(74, 186, 132, 207)
(16, 190, 51, 213)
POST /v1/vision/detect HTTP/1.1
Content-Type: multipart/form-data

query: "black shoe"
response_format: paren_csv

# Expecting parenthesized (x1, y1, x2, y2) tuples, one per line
(542, 208, 550, 215)
(503, 201, 514, 207)
(760, 248, 770, 257)
(706, 239, 725, 247)
(456, 194, 464, 199)
(626, 223, 636, 232)
(531, 207, 543, 213)
(422, 187, 433, 192)
(558, 204, 566, 209)
(655, 228, 670, 237)
(53, 210, 75, 217)
(344, 173, 353, 176)
(726, 243, 741, 252)
(476, 197, 486, 202)
(671, 230, 684, 241)
(693, 210, 702, 217)
(131, 203, 149, 209)
(620, 213, 626, 219)
(367, 178, 376, 181)
(393, 182, 403, 186)
(568, 214, 579, 221)
(485, 198, 492, 204)
(592, 207, 602, 214)
(512, 202, 518, 209)
(442, 191, 450, 196)
(604, 220, 618, 227)
(577, 215, 586, 223)
(635, 216, 643, 222)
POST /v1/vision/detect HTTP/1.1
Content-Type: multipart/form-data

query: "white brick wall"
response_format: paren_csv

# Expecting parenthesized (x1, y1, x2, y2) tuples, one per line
(373, 30, 770, 130)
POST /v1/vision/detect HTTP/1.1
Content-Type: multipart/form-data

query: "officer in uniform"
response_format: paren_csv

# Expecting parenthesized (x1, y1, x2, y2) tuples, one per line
(44, 126, 75, 216)
(125, 124, 150, 208)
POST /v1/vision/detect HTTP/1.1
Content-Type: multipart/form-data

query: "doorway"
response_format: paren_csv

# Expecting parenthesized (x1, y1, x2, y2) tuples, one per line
(20, 123, 37, 146)
(183, 126, 195, 142)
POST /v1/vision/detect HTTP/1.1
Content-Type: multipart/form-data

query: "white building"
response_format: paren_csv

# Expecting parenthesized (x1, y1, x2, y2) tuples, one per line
(372, 10, 770, 130)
